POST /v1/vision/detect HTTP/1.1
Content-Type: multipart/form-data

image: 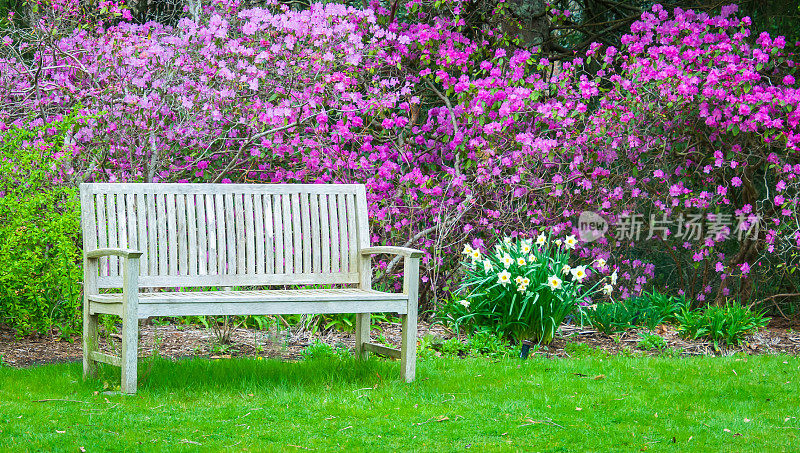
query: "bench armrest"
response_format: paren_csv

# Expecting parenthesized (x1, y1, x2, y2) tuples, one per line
(361, 246, 424, 259)
(85, 248, 144, 259)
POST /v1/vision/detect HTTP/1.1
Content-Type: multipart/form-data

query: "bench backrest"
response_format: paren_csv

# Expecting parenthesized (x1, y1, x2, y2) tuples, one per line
(80, 183, 370, 289)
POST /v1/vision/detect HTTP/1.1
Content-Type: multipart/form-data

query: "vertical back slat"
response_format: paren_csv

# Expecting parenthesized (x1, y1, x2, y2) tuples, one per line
(235, 193, 247, 274)
(95, 194, 108, 275)
(273, 194, 284, 274)
(116, 192, 128, 252)
(176, 194, 188, 275)
(186, 194, 198, 276)
(156, 193, 168, 275)
(206, 194, 218, 275)
(135, 193, 148, 276)
(281, 193, 294, 273)
(310, 193, 321, 273)
(214, 193, 226, 275)
(346, 194, 358, 273)
(244, 194, 256, 275)
(166, 193, 178, 275)
(225, 193, 237, 275)
(196, 194, 208, 275)
(328, 194, 340, 273)
(263, 194, 275, 274)
(125, 193, 137, 265)
(253, 194, 265, 274)
(146, 193, 158, 275)
(336, 193, 349, 273)
(319, 193, 331, 273)
(106, 193, 119, 276)
(299, 192, 312, 274)
(291, 193, 302, 273)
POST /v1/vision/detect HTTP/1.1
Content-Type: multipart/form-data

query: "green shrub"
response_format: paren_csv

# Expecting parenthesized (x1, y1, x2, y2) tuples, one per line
(301, 340, 351, 360)
(455, 234, 609, 344)
(585, 302, 635, 335)
(637, 332, 667, 351)
(628, 290, 687, 330)
(0, 119, 82, 336)
(676, 301, 770, 347)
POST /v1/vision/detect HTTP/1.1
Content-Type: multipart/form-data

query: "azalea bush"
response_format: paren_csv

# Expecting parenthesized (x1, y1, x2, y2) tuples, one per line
(0, 0, 799, 322)
(452, 233, 613, 345)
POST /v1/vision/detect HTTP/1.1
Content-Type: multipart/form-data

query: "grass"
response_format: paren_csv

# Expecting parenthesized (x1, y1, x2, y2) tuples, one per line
(0, 351, 798, 451)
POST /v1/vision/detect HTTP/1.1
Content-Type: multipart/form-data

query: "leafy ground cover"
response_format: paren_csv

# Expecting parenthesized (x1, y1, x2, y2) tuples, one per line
(1, 353, 798, 451)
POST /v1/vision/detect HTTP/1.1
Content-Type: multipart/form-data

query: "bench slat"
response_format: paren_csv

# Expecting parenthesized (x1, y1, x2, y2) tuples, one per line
(346, 193, 358, 273)
(135, 193, 148, 276)
(329, 193, 341, 273)
(196, 194, 208, 275)
(244, 193, 256, 275)
(90, 288, 407, 304)
(320, 193, 331, 273)
(300, 192, 312, 274)
(214, 193, 227, 275)
(224, 192, 237, 275)
(254, 193, 265, 275)
(176, 193, 188, 276)
(281, 193, 293, 273)
(166, 192, 178, 276)
(273, 194, 284, 273)
(234, 193, 247, 275)
(310, 193, 322, 273)
(95, 193, 108, 275)
(107, 192, 119, 276)
(291, 192, 303, 274)
(186, 194, 198, 276)
(264, 194, 275, 274)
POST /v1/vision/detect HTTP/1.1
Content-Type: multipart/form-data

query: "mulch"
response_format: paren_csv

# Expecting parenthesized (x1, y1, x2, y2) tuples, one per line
(1, 318, 798, 368)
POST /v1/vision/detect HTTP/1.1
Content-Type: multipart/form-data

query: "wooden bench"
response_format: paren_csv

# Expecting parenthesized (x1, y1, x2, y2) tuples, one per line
(79, 183, 422, 394)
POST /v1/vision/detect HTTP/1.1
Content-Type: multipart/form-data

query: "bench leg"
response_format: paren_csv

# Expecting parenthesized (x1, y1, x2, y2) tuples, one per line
(355, 312, 370, 359)
(82, 311, 99, 380)
(400, 312, 417, 382)
(120, 314, 138, 394)
(401, 256, 420, 383)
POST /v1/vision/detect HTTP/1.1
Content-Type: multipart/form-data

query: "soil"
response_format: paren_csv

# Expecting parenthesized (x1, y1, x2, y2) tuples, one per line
(1, 318, 798, 368)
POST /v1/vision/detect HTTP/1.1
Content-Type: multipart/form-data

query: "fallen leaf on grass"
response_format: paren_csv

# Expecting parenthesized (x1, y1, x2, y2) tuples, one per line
(744, 418, 751, 423)
(79, 447, 86, 452)
(436, 415, 450, 422)
(575, 407, 582, 411)
(592, 374, 605, 380)
(724, 429, 731, 433)
(180, 439, 201, 445)
(56, 430, 65, 434)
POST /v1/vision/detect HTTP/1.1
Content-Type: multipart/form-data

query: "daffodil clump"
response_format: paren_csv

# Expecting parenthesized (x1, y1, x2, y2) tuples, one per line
(455, 233, 614, 345)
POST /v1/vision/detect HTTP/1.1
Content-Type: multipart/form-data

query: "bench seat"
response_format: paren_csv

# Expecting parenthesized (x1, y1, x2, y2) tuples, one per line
(87, 289, 409, 317)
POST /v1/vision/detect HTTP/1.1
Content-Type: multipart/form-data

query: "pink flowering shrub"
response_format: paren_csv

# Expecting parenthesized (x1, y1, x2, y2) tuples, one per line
(1, 0, 799, 315)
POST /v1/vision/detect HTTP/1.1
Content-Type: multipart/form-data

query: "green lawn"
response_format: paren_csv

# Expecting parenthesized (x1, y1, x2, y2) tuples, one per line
(0, 352, 798, 452)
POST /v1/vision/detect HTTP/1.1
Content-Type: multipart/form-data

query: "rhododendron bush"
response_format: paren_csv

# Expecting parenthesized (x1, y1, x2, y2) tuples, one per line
(1, 0, 799, 316)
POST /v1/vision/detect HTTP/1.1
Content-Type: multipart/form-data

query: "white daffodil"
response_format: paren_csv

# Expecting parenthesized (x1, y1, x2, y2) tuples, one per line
(602, 284, 613, 295)
(501, 254, 513, 268)
(498, 270, 512, 285)
(529, 254, 537, 263)
(611, 270, 618, 285)
(564, 235, 578, 250)
(462, 244, 473, 255)
(483, 259, 493, 272)
(520, 241, 532, 254)
(555, 239, 563, 247)
(458, 299, 470, 308)
(517, 257, 527, 266)
(522, 277, 530, 286)
(562, 264, 572, 275)
(517, 284, 528, 293)
(503, 237, 512, 245)
(471, 249, 482, 261)
(595, 258, 607, 269)
(515, 275, 525, 284)
(536, 234, 546, 246)
(571, 265, 588, 282)
(547, 275, 563, 290)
